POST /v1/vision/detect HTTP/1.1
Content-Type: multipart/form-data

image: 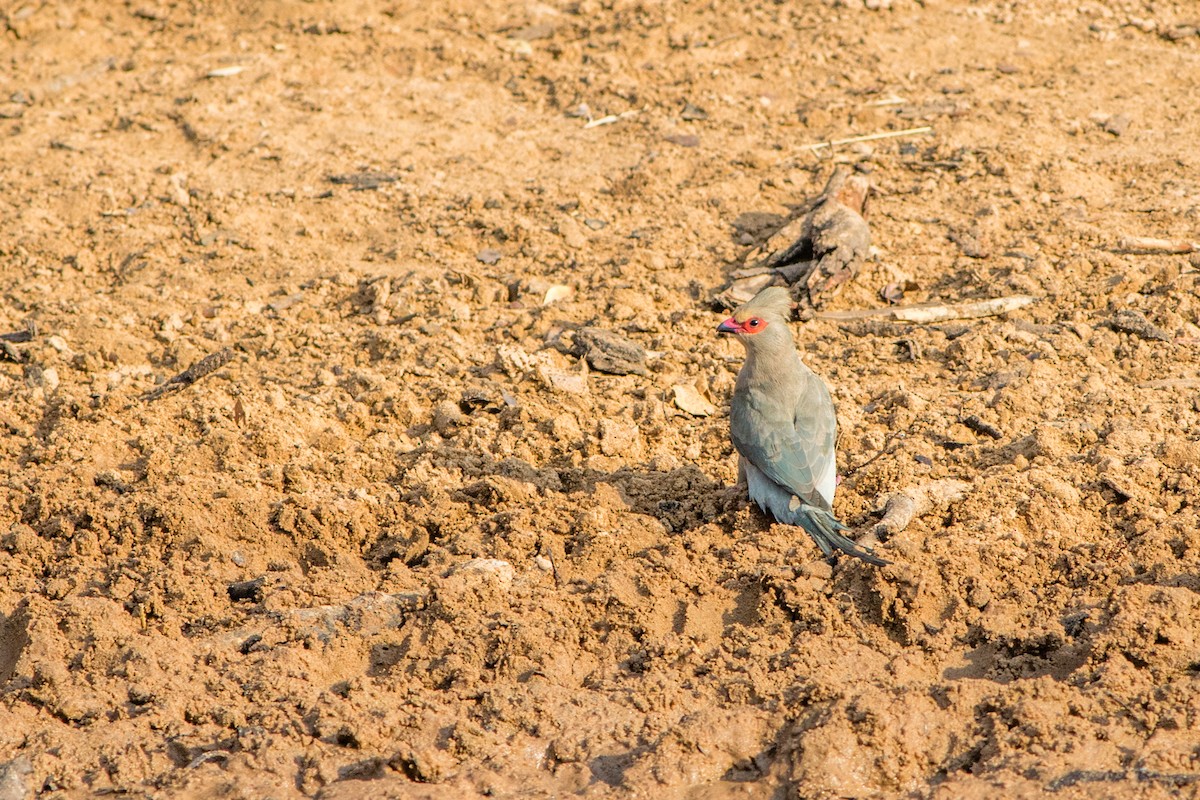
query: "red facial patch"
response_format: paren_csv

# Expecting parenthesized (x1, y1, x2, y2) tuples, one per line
(741, 316, 767, 334)
(717, 316, 769, 335)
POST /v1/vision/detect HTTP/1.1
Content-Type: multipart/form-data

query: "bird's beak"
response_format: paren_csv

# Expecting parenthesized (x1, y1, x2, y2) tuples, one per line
(716, 317, 740, 334)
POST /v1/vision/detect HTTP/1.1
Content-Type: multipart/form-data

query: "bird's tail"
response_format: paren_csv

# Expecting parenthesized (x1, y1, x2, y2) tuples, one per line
(792, 504, 890, 567)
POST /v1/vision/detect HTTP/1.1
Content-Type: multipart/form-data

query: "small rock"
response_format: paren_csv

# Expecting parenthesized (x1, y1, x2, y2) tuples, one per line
(433, 400, 464, 435)
(543, 284, 572, 305)
(1163, 24, 1198, 41)
(664, 133, 700, 147)
(1100, 473, 1137, 502)
(476, 248, 502, 265)
(558, 217, 587, 249)
(27, 366, 58, 390)
(510, 22, 556, 41)
(392, 747, 455, 784)
(1108, 309, 1170, 342)
(573, 327, 648, 376)
(0, 756, 32, 800)
(967, 581, 992, 609)
(1102, 114, 1131, 137)
(672, 384, 717, 417)
(228, 576, 266, 603)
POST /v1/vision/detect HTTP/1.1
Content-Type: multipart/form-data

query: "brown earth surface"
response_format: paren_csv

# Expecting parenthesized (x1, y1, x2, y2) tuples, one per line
(3, 1, 1200, 798)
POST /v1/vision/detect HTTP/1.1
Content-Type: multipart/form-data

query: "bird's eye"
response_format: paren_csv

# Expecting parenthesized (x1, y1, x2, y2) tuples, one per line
(747, 318, 761, 328)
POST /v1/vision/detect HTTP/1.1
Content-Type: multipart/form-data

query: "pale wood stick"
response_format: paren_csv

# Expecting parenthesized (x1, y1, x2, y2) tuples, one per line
(801, 125, 933, 152)
(817, 295, 1035, 324)
(583, 110, 639, 129)
(1114, 236, 1198, 255)
(857, 480, 971, 547)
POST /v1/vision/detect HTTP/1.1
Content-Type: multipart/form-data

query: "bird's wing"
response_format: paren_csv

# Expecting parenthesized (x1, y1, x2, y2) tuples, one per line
(730, 373, 837, 511)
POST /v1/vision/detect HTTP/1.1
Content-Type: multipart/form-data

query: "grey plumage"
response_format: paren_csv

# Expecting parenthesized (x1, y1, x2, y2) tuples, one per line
(718, 286, 887, 566)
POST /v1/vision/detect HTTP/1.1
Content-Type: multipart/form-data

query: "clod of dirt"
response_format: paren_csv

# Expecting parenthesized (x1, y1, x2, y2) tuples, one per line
(227, 577, 266, 603)
(1101, 113, 1133, 137)
(432, 400, 464, 434)
(475, 248, 502, 265)
(496, 345, 590, 395)
(572, 327, 648, 376)
(449, 558, 515, 585)
(1107, 309, 1171, 342)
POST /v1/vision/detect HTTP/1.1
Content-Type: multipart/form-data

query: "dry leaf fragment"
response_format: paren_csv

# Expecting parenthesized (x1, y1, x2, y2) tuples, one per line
(672, 384, 717, 417)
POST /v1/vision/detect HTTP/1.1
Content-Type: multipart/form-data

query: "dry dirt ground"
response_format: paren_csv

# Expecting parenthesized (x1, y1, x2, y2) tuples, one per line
(3, 1, 1200, 798)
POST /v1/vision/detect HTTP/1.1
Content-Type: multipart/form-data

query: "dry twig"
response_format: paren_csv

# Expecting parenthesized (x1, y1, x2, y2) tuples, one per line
(865, 479, 970, 542)
(0, 322, 36, 343)
(818, 295, 1035, 324)
(583, 110, 639, 129)
(142, 347, 236, 402)
(793, 125, 933, 155)
(1113, 236, 1198, 255)
(721, 167, 873, 309)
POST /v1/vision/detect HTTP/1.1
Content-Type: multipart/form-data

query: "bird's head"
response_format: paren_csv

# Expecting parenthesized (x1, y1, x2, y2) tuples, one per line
(716, 286, 794, 344)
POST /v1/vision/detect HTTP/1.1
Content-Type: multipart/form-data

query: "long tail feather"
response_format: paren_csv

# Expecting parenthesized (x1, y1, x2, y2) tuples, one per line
(791, 504, 890, 567)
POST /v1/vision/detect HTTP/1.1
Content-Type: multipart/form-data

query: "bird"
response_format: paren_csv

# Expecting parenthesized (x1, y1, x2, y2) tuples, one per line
(717, 286, 888, 566)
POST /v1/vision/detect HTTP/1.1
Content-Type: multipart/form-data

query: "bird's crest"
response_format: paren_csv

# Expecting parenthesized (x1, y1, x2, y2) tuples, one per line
(733, 286, 793, 323)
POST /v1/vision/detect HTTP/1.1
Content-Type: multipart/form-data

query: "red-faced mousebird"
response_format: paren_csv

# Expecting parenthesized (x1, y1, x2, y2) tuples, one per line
(717, 286, 888, 566)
